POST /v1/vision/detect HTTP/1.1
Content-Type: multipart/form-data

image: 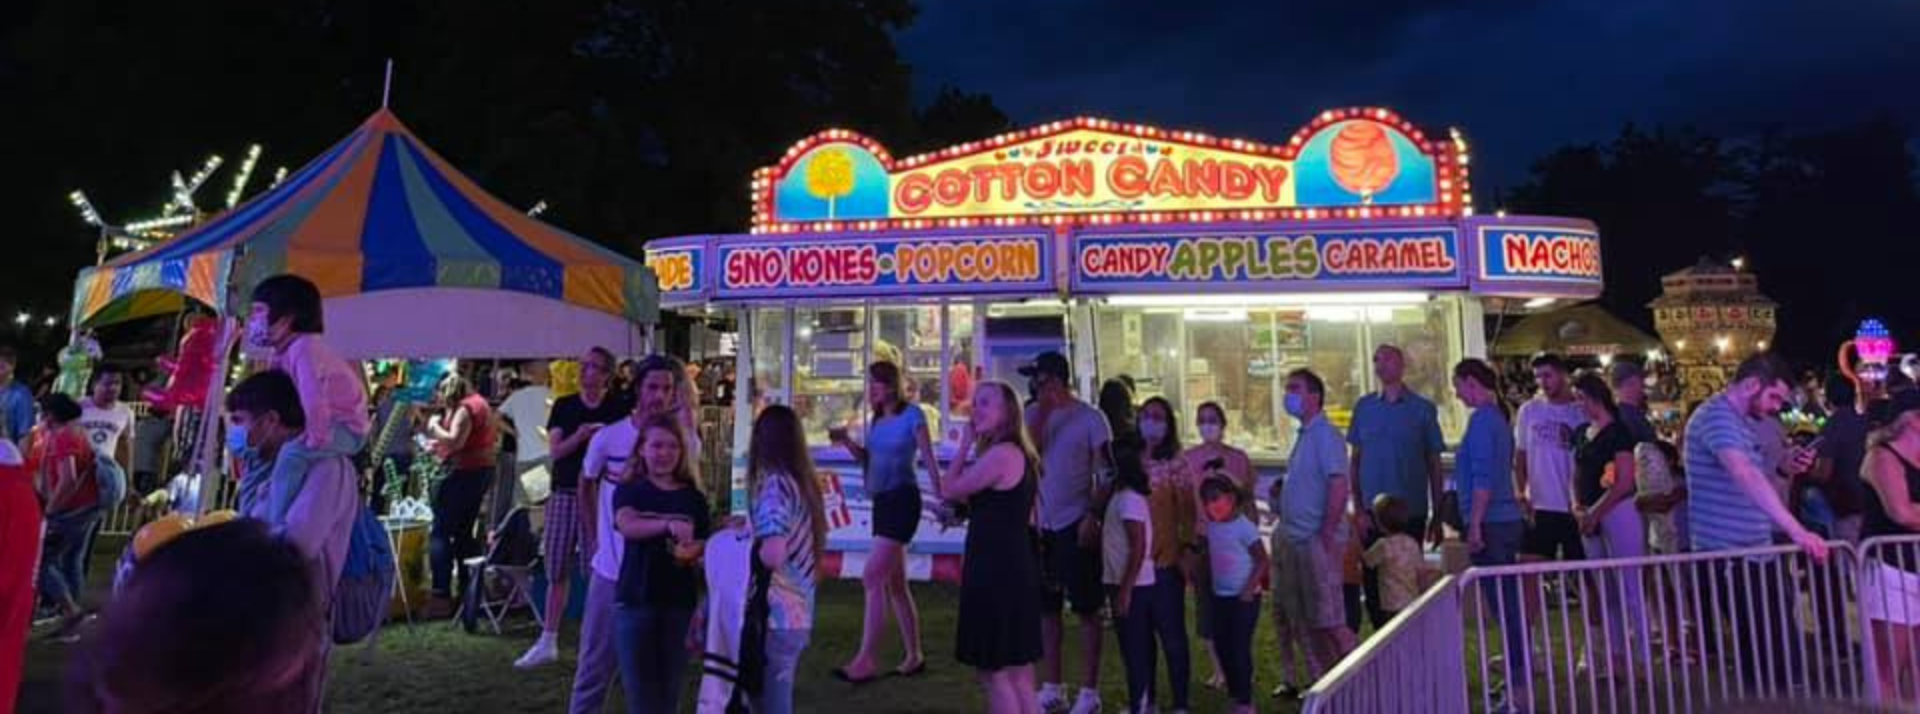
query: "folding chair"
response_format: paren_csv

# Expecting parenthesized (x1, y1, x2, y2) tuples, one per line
(459, 506, 544, 635)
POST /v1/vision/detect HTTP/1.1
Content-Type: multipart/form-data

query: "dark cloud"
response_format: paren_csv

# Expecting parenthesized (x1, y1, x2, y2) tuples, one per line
(898, 0, 1920, 188)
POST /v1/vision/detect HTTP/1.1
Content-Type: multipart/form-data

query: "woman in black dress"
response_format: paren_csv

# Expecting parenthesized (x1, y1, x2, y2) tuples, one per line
(941, 380, 1043, 714)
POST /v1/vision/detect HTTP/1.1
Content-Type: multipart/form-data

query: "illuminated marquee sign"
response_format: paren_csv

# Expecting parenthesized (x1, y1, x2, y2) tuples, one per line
(753, 108, 1468, 233)
(715, 231, 1053, 298)
(1071, 227, 1463, 293)
(1477, 224, 1603, 285)
(644, 249, 700, 294)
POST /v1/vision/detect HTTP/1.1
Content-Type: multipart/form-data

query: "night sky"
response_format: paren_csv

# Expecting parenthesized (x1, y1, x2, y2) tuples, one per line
(898, 0, 1920, 193)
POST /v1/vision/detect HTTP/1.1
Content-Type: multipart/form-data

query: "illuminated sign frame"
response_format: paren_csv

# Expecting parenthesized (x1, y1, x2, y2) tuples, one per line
(711, 228, 1055, 299)
(751, 107, 1472, 234)
(1071, 223, 1465, 294)
(1470, 219, 1604, 296)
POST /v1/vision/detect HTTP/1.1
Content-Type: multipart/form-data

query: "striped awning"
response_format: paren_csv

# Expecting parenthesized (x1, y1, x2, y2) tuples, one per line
(71, 109, 656, 328)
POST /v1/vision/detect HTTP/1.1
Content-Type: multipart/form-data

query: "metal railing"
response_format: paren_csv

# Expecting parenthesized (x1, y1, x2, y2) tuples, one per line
(1855, 534, 1920, 705)
(1303, 573, 1469, 714)
(1307, 541, 1874, 713)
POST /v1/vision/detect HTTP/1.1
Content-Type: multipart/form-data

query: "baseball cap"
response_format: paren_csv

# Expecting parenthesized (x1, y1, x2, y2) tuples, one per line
(1018, 351, 1072, 383)
(1609, 360, 1646, 388)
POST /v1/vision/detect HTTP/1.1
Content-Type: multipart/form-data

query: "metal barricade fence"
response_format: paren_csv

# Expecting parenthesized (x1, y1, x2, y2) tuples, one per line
(1855, 534, 1920, 705)
(1306, 542, 1870, 713)
(1303, 574, 1469, 714)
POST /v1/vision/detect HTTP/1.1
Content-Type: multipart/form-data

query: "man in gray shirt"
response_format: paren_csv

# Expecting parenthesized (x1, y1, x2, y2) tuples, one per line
(1020, 351, 1113, 714)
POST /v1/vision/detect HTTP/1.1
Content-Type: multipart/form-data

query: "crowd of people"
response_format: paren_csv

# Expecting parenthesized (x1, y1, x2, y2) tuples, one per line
(7, 268, 1920, 713)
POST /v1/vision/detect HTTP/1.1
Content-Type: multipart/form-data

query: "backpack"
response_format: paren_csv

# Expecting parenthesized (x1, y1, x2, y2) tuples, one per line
(332, 503, 396, 644)
(270, 449, 396, 645)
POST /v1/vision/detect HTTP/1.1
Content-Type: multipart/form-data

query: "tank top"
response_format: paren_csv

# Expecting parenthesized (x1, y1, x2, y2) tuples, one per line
(451, 394, 498, 471)
(1863, 444, 1920, 539)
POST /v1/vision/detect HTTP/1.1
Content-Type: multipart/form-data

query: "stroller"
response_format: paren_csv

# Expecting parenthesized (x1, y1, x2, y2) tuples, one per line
(459, 506, 542, 634)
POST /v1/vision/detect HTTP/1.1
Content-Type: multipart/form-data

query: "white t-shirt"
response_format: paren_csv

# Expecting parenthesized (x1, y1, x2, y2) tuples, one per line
(79, 400, 134, 457)
(1515, 395, 1585, 513)
(1101, 490, 1155, 587)
(584, 418, 641, 581)
(500, 386, 554, 463)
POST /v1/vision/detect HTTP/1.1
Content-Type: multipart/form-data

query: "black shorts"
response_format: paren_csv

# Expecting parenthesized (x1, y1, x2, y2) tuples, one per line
(1039, 521, 1104, 616)
(1522, 510, 1588, 560)
(871, 486, 923, 544)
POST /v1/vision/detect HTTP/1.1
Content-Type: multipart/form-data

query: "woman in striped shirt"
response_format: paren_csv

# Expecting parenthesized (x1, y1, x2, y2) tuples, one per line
(749, 405, 830, 714)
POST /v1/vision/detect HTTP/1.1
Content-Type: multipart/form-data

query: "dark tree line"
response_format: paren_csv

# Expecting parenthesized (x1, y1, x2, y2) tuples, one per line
(1505, 117, 1920, 363)
(0, 0, 1009, 358)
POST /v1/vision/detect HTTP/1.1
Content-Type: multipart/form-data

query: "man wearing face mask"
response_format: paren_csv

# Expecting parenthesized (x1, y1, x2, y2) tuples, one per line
(1267, 369, 1356, 679)
(1346, 345, 1445, 631)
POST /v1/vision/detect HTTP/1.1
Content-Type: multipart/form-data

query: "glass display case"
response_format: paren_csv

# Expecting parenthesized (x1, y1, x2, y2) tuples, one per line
(1092, 295, 1468, 458)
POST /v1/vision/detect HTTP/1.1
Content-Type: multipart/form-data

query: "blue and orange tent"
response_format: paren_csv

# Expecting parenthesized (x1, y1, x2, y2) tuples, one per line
(69, 110, 658, 358)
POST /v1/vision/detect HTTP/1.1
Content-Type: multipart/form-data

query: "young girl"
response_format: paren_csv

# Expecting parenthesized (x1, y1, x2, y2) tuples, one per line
(1181, 401, 1252, 690)
(830, 361, 937, 683)
(748, 405, 829, 714)
(1203, 475, 1268, 714)
(943, 381, 1043, 714)
(1136, 397, 1194, 711)
(1102, 445, 1154, 714)
(247, 275, 370, 519)
(1361, 495, 1423, 622)
(613, 414, 711, 714)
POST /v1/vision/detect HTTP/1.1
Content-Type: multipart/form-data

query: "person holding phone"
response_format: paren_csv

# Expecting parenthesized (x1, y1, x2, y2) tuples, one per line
(830, 361, 939, 684)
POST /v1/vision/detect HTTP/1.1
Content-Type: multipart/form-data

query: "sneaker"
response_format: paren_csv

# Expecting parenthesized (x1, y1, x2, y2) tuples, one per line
(46, 613, 95, 644)
(515, 637, 559, 669)
(1068, 689, 1101, 714)
(1039, 684, 1068, 714)
(1271, 682, 1304, 700)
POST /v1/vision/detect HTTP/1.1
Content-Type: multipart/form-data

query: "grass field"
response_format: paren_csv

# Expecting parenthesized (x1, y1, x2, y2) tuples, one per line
(18, 536, 1324, 713)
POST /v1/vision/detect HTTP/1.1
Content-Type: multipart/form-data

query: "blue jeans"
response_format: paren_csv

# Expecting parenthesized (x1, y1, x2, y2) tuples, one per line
(754, 628, 811, 714)
(1472, 520, 1529, 688)
(39, 508, 103, 607)
(614, 605, 694, 714)
(1211, 594, 1261, 706)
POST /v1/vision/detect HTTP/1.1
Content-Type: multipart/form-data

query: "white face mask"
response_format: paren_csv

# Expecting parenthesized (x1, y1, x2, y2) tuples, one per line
(1198, 423, 1224, 444)
(1139, 418, 1168, 444)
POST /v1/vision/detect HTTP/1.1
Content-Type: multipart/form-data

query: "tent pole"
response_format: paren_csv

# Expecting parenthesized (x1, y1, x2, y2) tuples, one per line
(381, 59, 394, 109)
(191, 317, 238, 516)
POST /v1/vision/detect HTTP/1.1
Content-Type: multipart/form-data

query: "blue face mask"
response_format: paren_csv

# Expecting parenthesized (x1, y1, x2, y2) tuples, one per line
(1284, 392, 1309, 419)
(226, 422, 251, 455)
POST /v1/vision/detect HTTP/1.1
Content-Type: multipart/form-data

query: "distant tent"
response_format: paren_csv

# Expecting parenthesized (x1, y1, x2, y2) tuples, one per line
(1492, 303, 1661, 359)
(70, 109, 657, 358)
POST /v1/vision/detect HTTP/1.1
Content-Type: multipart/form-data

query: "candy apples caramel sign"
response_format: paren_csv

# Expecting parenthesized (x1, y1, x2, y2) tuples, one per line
(754, 108, 1465, 232)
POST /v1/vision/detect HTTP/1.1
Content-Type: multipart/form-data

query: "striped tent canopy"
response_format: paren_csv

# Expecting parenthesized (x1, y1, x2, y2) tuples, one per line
(70, 110, 657, 355)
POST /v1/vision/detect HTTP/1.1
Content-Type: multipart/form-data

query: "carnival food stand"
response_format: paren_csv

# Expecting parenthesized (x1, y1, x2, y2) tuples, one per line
(647, 107, 1602, 578)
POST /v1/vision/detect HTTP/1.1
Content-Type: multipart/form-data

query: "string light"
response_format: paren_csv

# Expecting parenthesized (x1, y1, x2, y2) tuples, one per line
(68, 190, 104, 227)
(527, 200, 549, 218)
(12, 313, 28, 326)
(42, 316, 56, 327)
(124, 214, 196, 237)
(225, 144, 263, 209)
(270, 167, 288, 188)
(168, 154, 225, 215)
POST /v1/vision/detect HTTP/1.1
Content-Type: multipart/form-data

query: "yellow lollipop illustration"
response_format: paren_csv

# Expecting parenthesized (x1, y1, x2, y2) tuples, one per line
(803, 147, 857, 219)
